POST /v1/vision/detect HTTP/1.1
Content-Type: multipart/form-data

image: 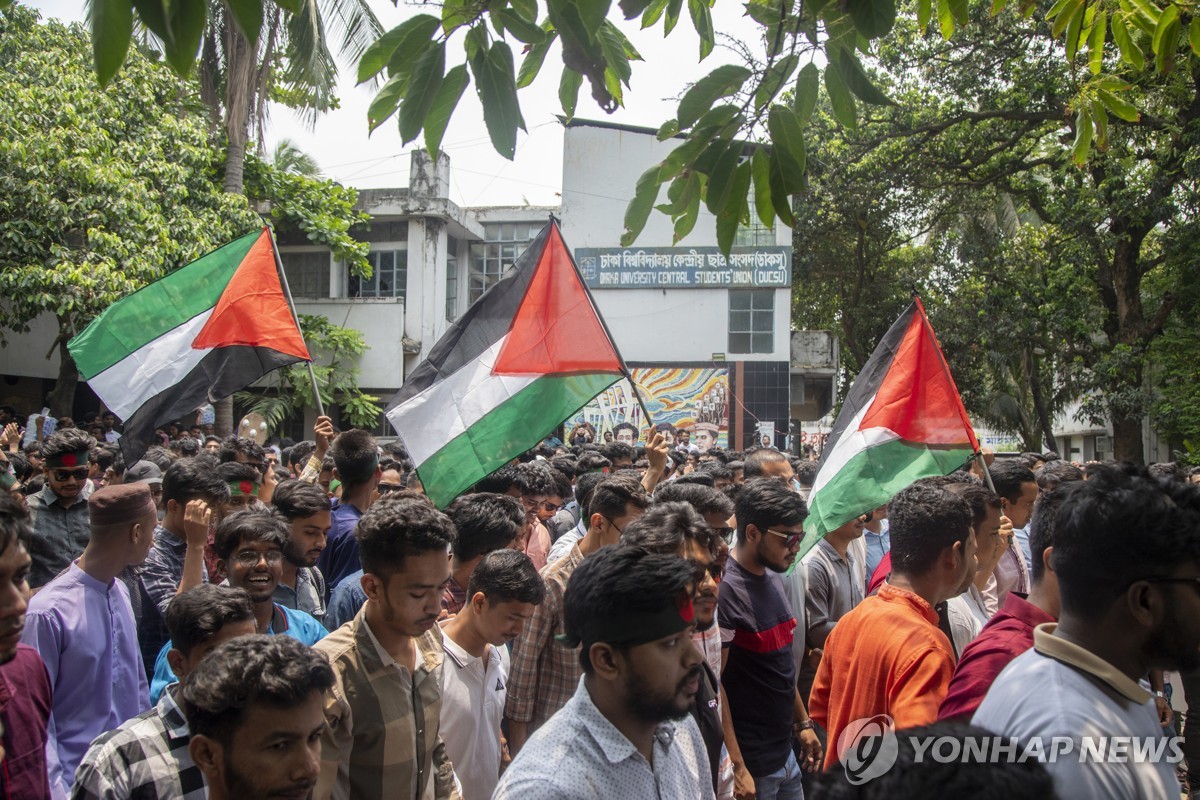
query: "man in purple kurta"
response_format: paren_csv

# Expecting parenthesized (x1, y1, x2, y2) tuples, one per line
(21, 484, 157, 795)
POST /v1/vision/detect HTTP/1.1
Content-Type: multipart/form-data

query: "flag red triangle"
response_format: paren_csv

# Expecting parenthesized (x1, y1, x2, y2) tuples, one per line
(493, 225, 624, 376)
(191, 229, 311, 360)
(859, 303, 978, 448)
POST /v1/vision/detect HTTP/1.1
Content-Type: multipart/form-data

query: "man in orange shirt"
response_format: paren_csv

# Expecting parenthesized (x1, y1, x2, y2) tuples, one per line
(809, 481, 977, 769)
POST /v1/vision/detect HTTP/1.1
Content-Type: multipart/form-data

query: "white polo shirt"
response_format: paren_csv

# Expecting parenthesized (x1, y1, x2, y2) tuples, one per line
(439, 625, 506, 800)
(973, 624, 1180, 800)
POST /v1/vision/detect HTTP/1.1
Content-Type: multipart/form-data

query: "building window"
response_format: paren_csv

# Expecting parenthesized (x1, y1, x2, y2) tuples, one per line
(446, 249, 459, 322)
(728, 289, 774, 354)
(735, 196, 776, 247)
(350, 249, 407, 300)
(468, 222, 542, 304)
(280, 251, 329, 299)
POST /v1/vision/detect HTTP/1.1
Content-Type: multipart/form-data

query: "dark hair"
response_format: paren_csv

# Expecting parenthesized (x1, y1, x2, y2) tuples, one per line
(1148, 461, 1183, 482)
(987, 460, 1037, 503)
(474, 464, 517, 494)
(271, 479, 331, 522)
(356, 494, 456, 578)
(576, 451, 611, 474)
(726, 459, 744, 472)
(174, 438, 200, 458)
(612, 422, 638, 440)
(216, 436, 265, 465)
(380, 440, 410, 462)
(735, 478, 807, 544)
(1034, 460, 1083, 492)
(512, 462, 558, 497)
(564, 545, 694, 672)
(446, 493, 524, 562)
(1020, 452, 1046, 469)
(0, 492, 32, 555)
(652, 482, 735, 519)
(213, 508, 290, 562)
(8, 453, 33, 483)
(165, 585, 255, 657)
(378, 458, 404, 475)
(40, 428, 96, 463)
(144, 446, 175, 471)
(888, 483, 973, 576)
(742, 448, 789, 479)
(1052, 464, 1200, 619)
(620, 501, 717, 557)
(794, 461, 820, 486)
(816, 721, 1054, 798)
(600, 442, 635, 464)
(329, 429, 378, 487)
(946, 483, 1002, 533)
(673, 473, 715, 488)
(162, 456, 231, 508)
(90, 445, 119, 472)
(585, 473, 651, 521)
(182, 635, 334, 747)
(465, 549, 545, 605)
(549, 456, 579, 479)
(215, 460, 260, 487)
(289, 441, 317, 470)
(573, 471, 607, 518)
(1027, 482, 1070, 583)
(697, 462, 733, 481)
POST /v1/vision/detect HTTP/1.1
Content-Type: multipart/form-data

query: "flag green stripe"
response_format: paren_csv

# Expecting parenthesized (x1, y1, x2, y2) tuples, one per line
(416, 372, 617, 507)
(69, 231, 261, 379)
(799, 438, 975, 559)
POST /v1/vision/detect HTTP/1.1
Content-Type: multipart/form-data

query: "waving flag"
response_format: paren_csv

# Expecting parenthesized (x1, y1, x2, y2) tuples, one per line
(386, 219, 626, 507)
(800, 298, 979, 557)
(69, 228, 311, 465)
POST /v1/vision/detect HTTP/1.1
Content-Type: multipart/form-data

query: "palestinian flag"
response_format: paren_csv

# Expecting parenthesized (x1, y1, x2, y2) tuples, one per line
(69, 228, 311, 465)
(386, 220, 625, 508)
(799, 298, 978, 558)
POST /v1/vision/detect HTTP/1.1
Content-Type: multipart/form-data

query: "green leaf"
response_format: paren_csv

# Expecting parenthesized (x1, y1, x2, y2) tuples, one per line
(1064, 1, 1085, 60)
(1153, 4, 1179, 57)
(1088, 9, 1106, 73)
(559, 68, 583, 119)
(751, 147, 775, 228)
(677, 65, 751, 129)
(465, 23, 489, 60)
(640, 0, 669, 26)
(226, 0, 263, 45)
(767, 105, 806, 192)
(1155, 15, 1179, 71)
(90, 0, 133, 84)
(517, 32, 556, 87)
(1111, 15, 1145, 69)
(442, 0, 475, 34)
(833, 47, 894, 105)
(824, 60, 857, 129)
(358, 15, 440, 85)
(598, 21, 635, 86)
(425, 64, 470, 158)
(793, 62, 820, 122)
(688, 0, 715, 58)
(936, 0, 955, 38)
(368, 74, 407, 132)
(621, 166, 663, 246)
(657, 119, 681, 139)
(162, 0, 205, 77)
(1072, 107, 1093, 165)
(129, 0, 168, 40)
(1090, 97, 1109, 148)
(398, 41, 445, 145)
(716, 162, 751, 256)
(620, 0, 654, 18)
(511, 0, 539, 21)
(948, 0, 969, 26)
(755, 54, 799, 110)
(846, 0, 896, 38)
(661, 135, 712, 179)
(705, 141, 743, 215)
(1097, 88, 1141, 121)
(496, 9, 548, 42)
(664, 0, 684, 33)
(273, 0, 301, 14)
(1050, 0, 1083, 39)
(768, 151, 797, 227)
(658, 172, 698, 214)
(1190, 21, 1200, 57)
(674, 181, 702, 243)
(473, 41, 525, 159)
(917, 0, 932, 32)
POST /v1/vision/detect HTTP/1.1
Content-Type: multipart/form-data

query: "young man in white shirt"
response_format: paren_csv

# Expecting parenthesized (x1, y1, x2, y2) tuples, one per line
(438, 550, 544, 799)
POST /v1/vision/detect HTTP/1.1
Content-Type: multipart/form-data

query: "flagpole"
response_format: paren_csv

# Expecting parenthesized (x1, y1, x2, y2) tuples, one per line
(266, 226, 326, 419)
(550, 216, 656, 433)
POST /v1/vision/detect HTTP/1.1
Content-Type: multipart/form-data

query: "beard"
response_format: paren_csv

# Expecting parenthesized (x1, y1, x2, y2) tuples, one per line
(623, 664, 703, 725)
(223, 755, 315, 800)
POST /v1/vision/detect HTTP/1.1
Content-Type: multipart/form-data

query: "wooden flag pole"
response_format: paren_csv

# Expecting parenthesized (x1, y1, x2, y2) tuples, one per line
(267, 226, 326, 418)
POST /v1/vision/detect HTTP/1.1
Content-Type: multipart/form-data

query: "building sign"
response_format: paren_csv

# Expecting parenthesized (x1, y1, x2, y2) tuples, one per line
(575, 247, 791, 289)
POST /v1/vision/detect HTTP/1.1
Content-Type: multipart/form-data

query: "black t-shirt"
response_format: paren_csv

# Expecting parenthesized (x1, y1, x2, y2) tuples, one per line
(691, 661, 723, 791)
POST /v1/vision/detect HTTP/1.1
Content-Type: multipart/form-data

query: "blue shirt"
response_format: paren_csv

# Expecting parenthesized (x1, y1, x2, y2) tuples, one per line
(148, 604, 326, 704)
(863, 523, 891, 589)
(324, 569, 367, 631)
(316, 502, 363, 603)
(1013, 526, 1033, 569)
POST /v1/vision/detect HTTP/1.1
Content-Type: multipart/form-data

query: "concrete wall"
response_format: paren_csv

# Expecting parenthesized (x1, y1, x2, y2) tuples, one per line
(293, 298, 406, 388)
(0, 312, 63, 380)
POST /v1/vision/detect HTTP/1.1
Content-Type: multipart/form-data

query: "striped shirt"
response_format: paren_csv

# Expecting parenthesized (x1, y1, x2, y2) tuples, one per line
(504, 544, 584, 730)
(70, 685, 205, 800)
(315, 605, 458, 800)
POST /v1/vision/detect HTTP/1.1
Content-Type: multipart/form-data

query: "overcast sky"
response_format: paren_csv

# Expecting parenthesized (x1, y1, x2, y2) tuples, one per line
(27, 0, 765, 208)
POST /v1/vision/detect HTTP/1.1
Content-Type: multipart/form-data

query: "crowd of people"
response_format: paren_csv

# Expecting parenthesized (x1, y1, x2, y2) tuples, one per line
(1, 405, 1199, 799)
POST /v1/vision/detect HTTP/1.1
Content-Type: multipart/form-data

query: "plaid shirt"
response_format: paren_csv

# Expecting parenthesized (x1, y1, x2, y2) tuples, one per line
(69, 684, 205, 800)
(440, 577, 466, 616)
(274, 566, 327, 621)
(138, 527, 207, 676)
(315, 606, 459, 800)
(27, 482, 93, 588)
(504, 544, 584, 729)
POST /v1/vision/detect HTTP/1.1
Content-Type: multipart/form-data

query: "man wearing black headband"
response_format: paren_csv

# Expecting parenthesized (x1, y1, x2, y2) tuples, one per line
(494, 545, 715, 799)
(27, 428, 97, 587)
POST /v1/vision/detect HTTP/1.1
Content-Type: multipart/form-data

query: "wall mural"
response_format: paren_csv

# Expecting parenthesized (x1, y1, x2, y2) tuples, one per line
(567, 367, 729, 450)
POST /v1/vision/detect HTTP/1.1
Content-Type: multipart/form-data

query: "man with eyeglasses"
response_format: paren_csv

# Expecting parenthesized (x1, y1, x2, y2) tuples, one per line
(505, 472, 650, 757)
(147, 508, 326, 703)
(719, 478, 821, 800)
(620, 501, 727, 795)
(507, 461, 562, 571)
(27, 428, 98, 588)
(973, 465, 1199, 799)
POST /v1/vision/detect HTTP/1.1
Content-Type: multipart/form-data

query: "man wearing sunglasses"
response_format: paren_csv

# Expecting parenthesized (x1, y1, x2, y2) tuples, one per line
(719, 478, 820, 800)
(27, 428, 97, 588)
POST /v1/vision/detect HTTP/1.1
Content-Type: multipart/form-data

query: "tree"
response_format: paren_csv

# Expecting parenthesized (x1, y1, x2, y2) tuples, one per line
(0, 6, 257, 416)
(271, 137, 323, 176)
